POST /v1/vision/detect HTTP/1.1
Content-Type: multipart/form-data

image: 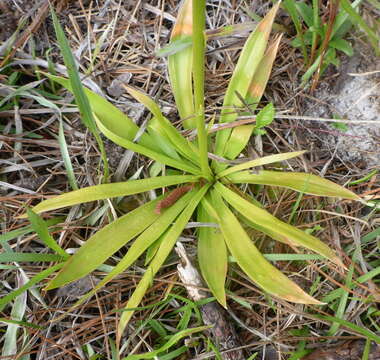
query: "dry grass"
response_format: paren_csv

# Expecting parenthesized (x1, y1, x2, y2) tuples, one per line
(0, 0, 379, 359)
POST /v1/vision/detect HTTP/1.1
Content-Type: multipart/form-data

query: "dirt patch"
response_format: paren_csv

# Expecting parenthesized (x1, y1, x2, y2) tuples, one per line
(305, 43, 380, 167)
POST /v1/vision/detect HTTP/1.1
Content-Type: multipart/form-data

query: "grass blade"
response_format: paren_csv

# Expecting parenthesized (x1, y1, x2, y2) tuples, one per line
(2, 275, 27, 357)
(58, 118, 78, 190)
(50, 7, 109, 179)
(340, 0, 379, 55)
(0, 263, 63, 311)
(123, 326, 210, 360)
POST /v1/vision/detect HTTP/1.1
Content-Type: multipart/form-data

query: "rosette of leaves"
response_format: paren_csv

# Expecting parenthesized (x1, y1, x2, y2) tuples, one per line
(27, 0, 358, 340)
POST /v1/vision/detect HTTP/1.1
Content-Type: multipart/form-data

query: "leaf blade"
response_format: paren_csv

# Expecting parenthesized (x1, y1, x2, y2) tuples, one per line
(227, 170, 360, 200)
(30, 175, 198, 214)
(197, 205, 227, 308)
(206, 188, 321, 304)
(117, 183, 211, 339)
(45, 197, 162, 290)
(217, 151, 305, 179)
(214, 182, 344, 268)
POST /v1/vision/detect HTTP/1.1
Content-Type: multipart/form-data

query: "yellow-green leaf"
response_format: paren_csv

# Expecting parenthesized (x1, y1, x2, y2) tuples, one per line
(95, 115, 201, 174)
(168, 0, 195, 128)
(206, 188, 321, 304)
(217, 151, 305, 179)
(214, 182, 344, 268)
(67, 190, 195, 310)
(117, 183, 211, 340)
(124, 86, 200, 164)
(197, 205, 227, 308)
(30, 175, 198, 215)
(246, 35, 282, 106)
(214, 2, 280, 159)
(45, 197, 162, 290)
(227, 170, 360, 200)
(42, 73, 157, 151)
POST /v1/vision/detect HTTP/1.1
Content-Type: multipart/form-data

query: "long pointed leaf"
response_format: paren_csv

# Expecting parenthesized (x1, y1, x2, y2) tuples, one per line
(45, 197, 163, 290)
(206, 189, 321, 304)
(197, 205, 227, 308)
(223, 36, 283, 160)
(227, 170, 359, 200)
(30, 175, 198, 214)
(117, 183, 211, 339)
(214, 2, 280, 159)
(124, 86, 200, 164)
(67, 190, 195, 309)
(95, 114, 201, 174)
(217, 151, 305, 179)
(214, 182, 344, 267)
(42, 73, 158, 151)
(168, 0, 195, 128)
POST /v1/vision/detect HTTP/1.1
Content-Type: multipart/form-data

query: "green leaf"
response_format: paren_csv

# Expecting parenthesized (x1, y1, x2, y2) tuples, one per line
(67, 191, 196, 310)
(124, 86, 200, 164)
(214, 182, 344, 268)
(313, 314, 380, 343)
(50, 8, 96, 134)
(329, 38, 354, 56)
(41, 73, 157, 151)
(30, 175, 198, 214)
(254, 102, 275, 130)
(226, 170, 360, 200)
(197, 205, 227, 308)
(217, 151, 305, 179)
(283, 0, 308, 62)
(205, 189, 321, 304)
(50, 7, 110, 179)
(45, 198, 163, 290)
(294, 2, 314, 27)
(340, 0, 379, 56)
(95, 114, 201, 175)
(0, 218, 62, 245)
(117, 183, 211, 340)
(156, 36, 192, 57)
(214, 2, 280, 159)
(27, 209, 68, 258)
(0, 253, 63, 263)
(123, 326, 210, 360)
